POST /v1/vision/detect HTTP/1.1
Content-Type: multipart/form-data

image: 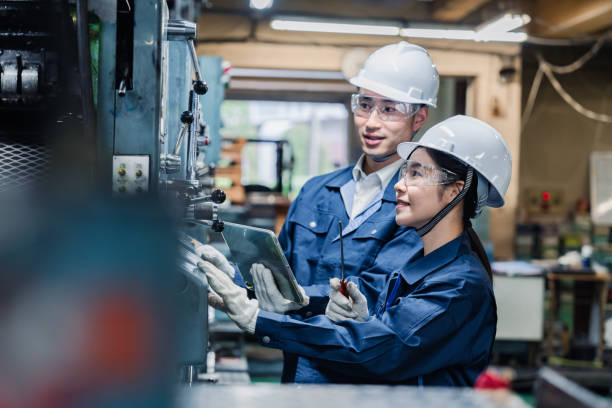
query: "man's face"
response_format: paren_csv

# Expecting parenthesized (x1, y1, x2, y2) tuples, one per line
(353, 90, 428, 162)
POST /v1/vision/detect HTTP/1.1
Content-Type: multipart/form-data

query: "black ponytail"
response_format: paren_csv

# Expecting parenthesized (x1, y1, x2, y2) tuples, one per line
(426, 148, 493, 282)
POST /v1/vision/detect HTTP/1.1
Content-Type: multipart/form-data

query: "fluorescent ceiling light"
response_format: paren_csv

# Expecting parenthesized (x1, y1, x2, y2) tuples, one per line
(475, 31, 528, 42)
(400, 27, 526, 42)
(270, 18, 400, 36)
(399, 13, 530, 42)
(231, 67, 345, 80)
(271, 14, 529, 43)
(478, 13, 531, 35)
(250, 0, 273, 10)
(400, 27, 476, 40)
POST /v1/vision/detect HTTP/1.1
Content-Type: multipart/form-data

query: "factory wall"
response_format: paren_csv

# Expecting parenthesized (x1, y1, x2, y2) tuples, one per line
(519, 44, 612, 221)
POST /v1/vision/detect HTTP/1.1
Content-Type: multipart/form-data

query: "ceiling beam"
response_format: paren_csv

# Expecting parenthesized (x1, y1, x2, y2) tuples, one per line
(529, 0, 612, 38)
(433, 0, 491, 22)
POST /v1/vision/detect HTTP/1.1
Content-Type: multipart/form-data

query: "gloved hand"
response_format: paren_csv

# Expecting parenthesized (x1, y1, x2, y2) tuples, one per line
(251, 263, 309, 313)
(207, 291, 227, 313)
(325, 278, 369, 322)
(198, 260, 258, 334)
(195, 244, 235, 279)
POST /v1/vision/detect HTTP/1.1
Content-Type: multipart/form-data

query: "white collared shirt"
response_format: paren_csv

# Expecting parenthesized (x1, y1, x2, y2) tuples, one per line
(350, 155, 403, 219)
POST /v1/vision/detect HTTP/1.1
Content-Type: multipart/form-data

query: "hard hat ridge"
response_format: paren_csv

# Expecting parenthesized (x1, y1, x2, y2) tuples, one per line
(349, 41, 439, 107)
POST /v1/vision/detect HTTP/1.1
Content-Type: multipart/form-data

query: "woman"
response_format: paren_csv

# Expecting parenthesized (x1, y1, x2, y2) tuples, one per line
(200, 115, 512, 386)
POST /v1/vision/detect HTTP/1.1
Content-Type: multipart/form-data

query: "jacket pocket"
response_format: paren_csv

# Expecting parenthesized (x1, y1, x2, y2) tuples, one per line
(287, 208, 335, 284)
(291, 208, 334, 234)
(353, 216, 397, 242)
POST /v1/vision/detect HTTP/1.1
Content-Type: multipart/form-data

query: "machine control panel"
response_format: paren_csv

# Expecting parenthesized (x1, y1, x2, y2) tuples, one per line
(113, 155, 150, 194)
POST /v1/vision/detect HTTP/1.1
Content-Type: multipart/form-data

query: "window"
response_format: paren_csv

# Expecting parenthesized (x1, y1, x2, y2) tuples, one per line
(220, 100, 349, 196)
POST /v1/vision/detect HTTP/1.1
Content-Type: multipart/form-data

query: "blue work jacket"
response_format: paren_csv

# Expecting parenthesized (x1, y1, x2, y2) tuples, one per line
(276, 165, 422, 382)
(254, 232, 497, 386)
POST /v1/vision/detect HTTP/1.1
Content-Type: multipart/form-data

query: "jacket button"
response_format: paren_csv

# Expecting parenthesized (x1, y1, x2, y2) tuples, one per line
(371, 229, 377, 234)
(309, 221, 317, 228)
(262, 336, 271, 344)
(305, 311, 313, 317)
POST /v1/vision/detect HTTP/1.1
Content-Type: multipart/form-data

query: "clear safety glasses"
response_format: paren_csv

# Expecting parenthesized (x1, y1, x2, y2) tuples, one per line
(350, 93, 418, 122)
(399, 159, 459, 186)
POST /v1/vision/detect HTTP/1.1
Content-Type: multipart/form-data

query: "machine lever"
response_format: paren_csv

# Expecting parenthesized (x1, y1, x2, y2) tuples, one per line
(166, 19, 207, 94)
(187, 189, 225, 205)
(187, 39, 208, 95)
(173, 111, 193, 155)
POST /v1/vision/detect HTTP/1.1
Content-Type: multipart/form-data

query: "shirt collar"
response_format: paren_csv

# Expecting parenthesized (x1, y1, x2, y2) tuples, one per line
(351, 155, 367, 181)
(377, 157, 403, 189)
(398, 232, 468, 285)
(352, 154, 403, 189)
(325, 166, 355, 189)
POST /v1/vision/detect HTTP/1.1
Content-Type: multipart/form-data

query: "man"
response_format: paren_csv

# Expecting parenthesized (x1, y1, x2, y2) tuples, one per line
(199, 41, 439, 383)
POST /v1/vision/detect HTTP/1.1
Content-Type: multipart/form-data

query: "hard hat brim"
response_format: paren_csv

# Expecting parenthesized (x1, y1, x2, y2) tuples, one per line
(349, 77, 437, 107)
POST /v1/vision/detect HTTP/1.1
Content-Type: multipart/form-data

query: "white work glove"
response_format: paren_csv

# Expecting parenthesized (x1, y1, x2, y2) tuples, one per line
(198, 260, 258, 334)
(195, 244, 235, 279)
(251, 263, 309, 313)
(325, 278, 369, 322)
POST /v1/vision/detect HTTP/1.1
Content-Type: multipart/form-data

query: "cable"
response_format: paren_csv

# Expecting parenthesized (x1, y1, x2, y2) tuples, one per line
(539, 60, 612, 123)
(521, 65, 544, 131)
(544, 32, 611, 74)
(525, 35, 603, 46)
(522, 32, 612, 127)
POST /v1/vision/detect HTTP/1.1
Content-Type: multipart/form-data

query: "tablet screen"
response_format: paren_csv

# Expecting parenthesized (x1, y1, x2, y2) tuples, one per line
(221, 222, 305, 305)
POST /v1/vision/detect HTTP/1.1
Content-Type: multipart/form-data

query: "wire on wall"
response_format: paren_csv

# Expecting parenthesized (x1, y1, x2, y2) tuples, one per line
(521, 31, 612, 130)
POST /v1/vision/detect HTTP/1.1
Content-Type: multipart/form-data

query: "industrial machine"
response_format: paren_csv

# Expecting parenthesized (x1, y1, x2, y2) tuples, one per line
(95, 0, 226, 383)
(0, 0, 82, 193)
(1, 0, 224, 384)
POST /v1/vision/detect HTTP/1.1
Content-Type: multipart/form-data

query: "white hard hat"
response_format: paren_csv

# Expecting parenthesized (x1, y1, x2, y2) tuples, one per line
(397, 115, 512, 212)
(349, 41, 439, 107)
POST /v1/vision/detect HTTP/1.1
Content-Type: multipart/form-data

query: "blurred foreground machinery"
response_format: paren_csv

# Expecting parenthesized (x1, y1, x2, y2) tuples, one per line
(0, 0, 224, 385)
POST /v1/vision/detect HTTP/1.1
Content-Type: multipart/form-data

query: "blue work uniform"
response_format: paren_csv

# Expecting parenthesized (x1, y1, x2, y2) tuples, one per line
(254, 232, 497, 386)
(276, 165, 422, 383)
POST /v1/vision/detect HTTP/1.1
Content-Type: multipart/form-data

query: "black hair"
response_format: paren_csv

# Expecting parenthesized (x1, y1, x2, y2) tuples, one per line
(425, 148, 493, 282)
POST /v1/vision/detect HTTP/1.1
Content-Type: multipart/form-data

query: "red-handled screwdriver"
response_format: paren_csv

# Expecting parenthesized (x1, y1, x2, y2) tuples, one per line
(338, 220, 349, 298)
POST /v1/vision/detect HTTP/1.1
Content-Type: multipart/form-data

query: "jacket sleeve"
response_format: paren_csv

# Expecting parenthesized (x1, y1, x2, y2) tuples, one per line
(290, 227, 422, 318)
(254, 278, 491, 382)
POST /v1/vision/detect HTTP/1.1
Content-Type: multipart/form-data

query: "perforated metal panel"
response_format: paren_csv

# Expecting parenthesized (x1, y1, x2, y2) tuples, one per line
(0, 136, 51, 193)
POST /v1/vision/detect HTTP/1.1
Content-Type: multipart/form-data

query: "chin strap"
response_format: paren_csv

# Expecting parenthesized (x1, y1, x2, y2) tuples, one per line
(367, 152, 397, 162)
(416, 167, 474, 237)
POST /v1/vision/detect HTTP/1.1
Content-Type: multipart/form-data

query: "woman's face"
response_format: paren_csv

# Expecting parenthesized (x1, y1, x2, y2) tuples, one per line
(394, 148, 459, 228)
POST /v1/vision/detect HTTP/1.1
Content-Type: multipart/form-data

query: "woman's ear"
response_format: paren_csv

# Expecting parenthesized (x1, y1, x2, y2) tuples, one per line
(445, 180, 465, 203)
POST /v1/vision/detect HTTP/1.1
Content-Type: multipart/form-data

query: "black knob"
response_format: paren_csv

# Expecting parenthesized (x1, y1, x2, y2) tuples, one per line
(211, 189, 226, 204)
(212, 220, 224, 232)
(180, 110, 194, 124)
(194, 80, 208, 95)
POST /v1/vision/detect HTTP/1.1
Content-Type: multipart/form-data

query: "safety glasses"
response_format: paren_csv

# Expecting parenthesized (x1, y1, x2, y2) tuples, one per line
(351, 93, 418, 122)
(398, 159, 459, 186)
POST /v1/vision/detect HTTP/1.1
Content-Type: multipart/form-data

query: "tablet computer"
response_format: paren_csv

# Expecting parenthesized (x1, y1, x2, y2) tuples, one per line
(221, 222, 305, 305)
(179, 225, 305, 305)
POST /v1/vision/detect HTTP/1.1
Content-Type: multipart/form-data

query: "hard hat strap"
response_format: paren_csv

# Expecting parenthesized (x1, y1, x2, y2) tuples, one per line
(416, 167, 474, 237)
